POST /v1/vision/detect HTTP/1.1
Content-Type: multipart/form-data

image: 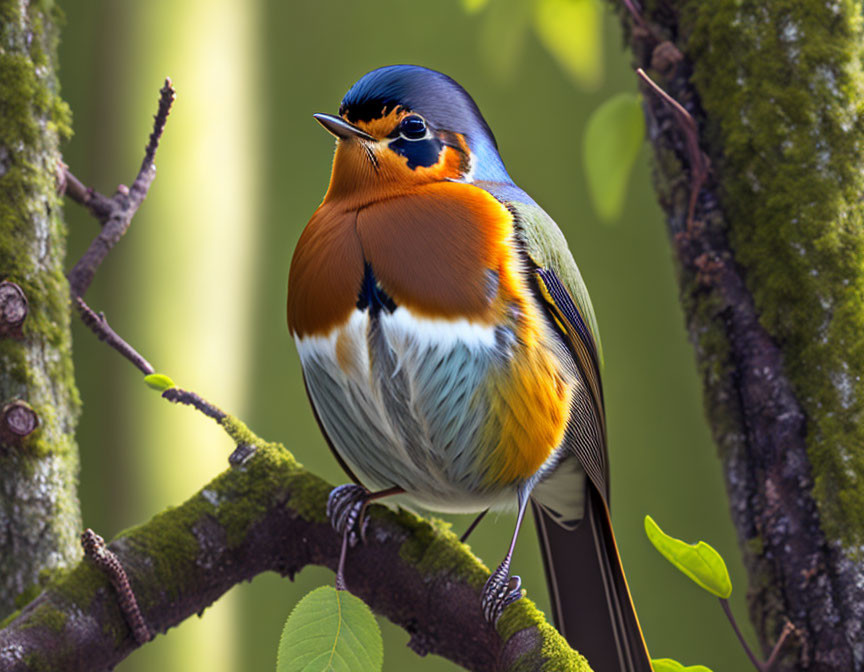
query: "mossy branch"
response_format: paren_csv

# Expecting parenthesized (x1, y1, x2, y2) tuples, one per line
(0, 412, 589, 672)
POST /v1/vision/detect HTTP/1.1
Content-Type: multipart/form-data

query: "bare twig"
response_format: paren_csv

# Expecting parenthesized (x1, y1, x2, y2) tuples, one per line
(132, 78, 176, 204)
(81, 529, 151, 645)
(636, 68, 708, 228)
(764, 621, 795, 670)
(162, 387, 226, 422)
(621, 0, 646, 31)
(620, 0, 663, 43)
(61, 79, 175, 376)
(62, 169, 113, 220)
(75, 297, 154, 375)
(65, 78, 175, 299)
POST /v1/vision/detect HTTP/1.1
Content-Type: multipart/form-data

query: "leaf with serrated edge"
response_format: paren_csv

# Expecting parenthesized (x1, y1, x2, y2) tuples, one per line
(645, 515, 732, 598)
(583, 92, 645, 222)
(144, 373, 175, 392)
(651, 657, 714, 672)
(276, 586, 383, 672)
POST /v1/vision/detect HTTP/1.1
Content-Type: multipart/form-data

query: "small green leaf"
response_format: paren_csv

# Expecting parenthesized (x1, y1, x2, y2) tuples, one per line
(644, 515, 732, 598)
(651, 657, 714, 672)
(461, 0, 490, 13)
(144, 373, 175, 392)
(276, 586, 383, 672)
(533, 0, 603, 89)
(583, 92, 646, 223)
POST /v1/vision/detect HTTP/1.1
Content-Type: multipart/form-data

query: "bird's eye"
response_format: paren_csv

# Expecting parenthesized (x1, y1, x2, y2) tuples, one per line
(399, 115, 427, 140)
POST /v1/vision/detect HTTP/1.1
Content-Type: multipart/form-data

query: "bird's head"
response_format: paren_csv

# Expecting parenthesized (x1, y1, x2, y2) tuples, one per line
(315, 65, 510, 204)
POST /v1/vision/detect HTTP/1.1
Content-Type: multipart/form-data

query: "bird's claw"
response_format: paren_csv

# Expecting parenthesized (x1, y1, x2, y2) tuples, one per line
(327, 484, 370, 548)
(481, 562, 523, 624)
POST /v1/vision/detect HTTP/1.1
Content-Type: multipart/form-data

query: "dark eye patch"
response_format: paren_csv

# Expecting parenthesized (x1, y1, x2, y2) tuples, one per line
(389, 136, 443, 169)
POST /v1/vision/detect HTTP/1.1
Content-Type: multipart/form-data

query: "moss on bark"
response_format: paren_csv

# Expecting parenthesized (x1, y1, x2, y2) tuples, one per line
(0, 0, 81, 617)
(678, 0, 864, 550)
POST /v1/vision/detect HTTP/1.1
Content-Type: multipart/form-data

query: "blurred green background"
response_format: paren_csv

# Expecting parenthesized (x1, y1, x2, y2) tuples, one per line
(58, 1, 752, 670)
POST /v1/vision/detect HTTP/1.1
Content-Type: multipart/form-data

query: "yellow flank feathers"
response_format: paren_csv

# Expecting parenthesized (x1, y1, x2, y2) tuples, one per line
(482, 342, 573, 485)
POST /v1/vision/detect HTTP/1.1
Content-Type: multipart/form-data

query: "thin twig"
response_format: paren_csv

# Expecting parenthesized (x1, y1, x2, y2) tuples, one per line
(620, 0, 663, 43)
(162, 387, 227, 422)
(75, 297, 154, 375)
(81, 529, 151, 645)
(764, 621, 795, 670)
(131, 78, 176, 207)
(66, 78, 176, 298)
(720, 597, 765, 671)
(621, 0, 646, 30)
(62, 79, 175, 375)
(62, 169, 113, 220)
(636, 68, 708, 228)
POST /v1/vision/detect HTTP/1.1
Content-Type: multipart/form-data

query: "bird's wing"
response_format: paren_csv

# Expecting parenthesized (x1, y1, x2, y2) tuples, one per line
(508, 198, 608, 498)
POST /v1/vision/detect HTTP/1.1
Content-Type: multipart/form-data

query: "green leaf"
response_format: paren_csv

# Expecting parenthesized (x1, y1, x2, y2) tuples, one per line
(582, 93, 645, 223)
(144, 373, 176, 392)
(461, 0, 490, 13)
(276, 586, 383, 672)
(644, 515, 732, 598)
(533, 0, 603, 89)
(651, 657, 714, 672)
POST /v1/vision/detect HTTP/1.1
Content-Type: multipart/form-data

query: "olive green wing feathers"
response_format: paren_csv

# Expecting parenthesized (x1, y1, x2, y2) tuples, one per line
(512, 200, 603, 367)
(510, 199, 608, 495)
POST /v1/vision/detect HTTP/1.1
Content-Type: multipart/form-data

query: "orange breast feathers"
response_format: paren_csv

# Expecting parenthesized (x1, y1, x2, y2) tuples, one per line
(287, 182, 521, 337)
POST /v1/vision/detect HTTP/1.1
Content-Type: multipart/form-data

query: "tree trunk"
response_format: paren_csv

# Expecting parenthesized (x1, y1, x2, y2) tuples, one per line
(614, 1, 864, 669)
(0, 0, 81, 618)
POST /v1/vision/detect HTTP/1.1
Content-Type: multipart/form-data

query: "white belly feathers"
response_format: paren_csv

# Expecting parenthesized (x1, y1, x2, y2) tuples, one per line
(296, 307, 515, 512)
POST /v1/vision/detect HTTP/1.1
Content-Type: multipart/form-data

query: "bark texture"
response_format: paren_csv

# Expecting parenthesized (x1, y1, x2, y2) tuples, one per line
(615, 1, 864, 669)
(0, 0, 81, 618)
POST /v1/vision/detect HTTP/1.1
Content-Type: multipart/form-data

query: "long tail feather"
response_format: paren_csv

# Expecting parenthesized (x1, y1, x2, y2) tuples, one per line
(533, 487, 653, 672)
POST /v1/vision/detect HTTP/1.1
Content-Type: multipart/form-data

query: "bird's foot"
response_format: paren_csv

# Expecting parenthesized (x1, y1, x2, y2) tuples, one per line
(481, 561, 523, 624)
(327, 484, 371, 549)
(327, 484, 372, 591)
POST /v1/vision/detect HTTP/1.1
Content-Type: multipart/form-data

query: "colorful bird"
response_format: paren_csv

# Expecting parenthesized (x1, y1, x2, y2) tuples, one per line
(287, 64, 652, 671)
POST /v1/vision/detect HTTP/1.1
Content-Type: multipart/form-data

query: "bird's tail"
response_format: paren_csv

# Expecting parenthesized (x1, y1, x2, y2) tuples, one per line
(532, 486, 653, 672)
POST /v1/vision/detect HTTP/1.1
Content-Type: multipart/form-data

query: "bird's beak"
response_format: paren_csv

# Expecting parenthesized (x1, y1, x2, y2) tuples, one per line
(313, 113, 375, 142)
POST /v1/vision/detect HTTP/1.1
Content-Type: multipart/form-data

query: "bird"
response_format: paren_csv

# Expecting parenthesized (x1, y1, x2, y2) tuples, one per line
(287, 64, 653, 671)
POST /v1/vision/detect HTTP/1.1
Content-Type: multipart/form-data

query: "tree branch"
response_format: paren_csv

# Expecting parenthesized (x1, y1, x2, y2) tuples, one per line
(73, 297, 154, 375)
(0, 416, 587, 672)
(66, 78, 175, 299)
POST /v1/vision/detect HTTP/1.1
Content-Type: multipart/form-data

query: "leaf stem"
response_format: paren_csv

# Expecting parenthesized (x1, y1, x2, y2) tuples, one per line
(719, 597, 764, 671)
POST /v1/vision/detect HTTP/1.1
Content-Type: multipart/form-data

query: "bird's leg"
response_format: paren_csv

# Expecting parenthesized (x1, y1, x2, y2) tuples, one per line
(481, 492, 529, 623)
(460, 508, 490, 544)
(327, 483, 404, 590)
